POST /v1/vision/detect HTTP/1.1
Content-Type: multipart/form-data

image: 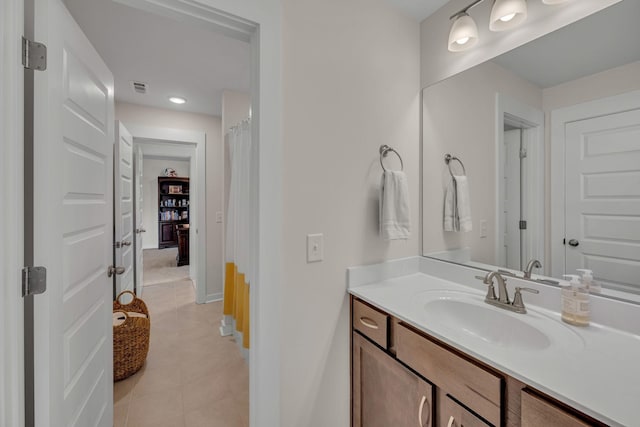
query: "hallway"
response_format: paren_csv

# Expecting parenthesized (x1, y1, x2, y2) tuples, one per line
(114, 280, 249, 427)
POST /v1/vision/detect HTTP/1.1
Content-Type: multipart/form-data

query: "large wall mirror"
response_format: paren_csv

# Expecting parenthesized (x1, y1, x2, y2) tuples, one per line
(421, 0, 640, 302)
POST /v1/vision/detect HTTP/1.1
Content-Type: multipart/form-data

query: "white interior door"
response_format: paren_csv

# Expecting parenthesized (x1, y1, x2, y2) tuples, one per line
(503, 129, 521, 270)
(565, 108, 640, 293)
(115, 122, 134, 297)
(33, 0, 114, 425)
(133, 144, 145, 294)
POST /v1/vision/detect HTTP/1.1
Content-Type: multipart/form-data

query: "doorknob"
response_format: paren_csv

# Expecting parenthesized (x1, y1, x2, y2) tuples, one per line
(568, 239, 579, 247)
(114, 241, 132, 248)
(108, 266, 125, 277)
(135, 228, 146, 234)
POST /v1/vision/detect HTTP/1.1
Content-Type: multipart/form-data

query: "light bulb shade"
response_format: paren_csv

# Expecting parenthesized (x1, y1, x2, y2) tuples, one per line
(490, 0, 527, 32)
(448, 13, 479, 52)
(542, 0, 568, 4)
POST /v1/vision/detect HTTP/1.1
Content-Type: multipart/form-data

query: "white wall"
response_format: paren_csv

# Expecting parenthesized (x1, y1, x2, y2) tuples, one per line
(420, 0, 620, 88)
(141, 157, 190, 249)
(115, 102, 224, 300)
(422, 60, 542, 264)
(281, 0, 420, 425)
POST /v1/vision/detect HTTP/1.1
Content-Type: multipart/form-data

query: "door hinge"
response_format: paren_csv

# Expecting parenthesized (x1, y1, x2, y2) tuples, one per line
(22, 37, 47, 71)
(22, 266, 47, 297)
(519, 220, 527, 230)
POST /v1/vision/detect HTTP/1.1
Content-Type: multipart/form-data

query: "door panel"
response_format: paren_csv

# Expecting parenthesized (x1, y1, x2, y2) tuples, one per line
(115, 122, 135, 296)
(565, 108, 640, 293)
(503, 129, 521, 270)
(33, 0, 114, 425)
(134, 145, 144, 293)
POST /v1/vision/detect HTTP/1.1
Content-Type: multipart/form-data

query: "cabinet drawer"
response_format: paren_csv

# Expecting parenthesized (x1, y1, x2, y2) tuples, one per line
(396, 323, 502, 426)
(353, 299, 388, 348)
(521, 390, 591, 427)
(442, 395, 491, 427)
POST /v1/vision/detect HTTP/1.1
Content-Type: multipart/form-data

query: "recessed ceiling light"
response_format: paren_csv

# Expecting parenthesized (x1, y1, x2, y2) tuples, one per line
(169, 96, 186, 105)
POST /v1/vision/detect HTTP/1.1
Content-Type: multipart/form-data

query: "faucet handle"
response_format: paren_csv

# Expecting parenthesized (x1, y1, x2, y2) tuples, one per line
(512, 287, 540, 312)
(477, 276, 498, 301)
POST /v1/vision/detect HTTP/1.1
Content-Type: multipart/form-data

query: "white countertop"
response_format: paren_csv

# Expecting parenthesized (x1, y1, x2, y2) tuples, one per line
(348, 257, 640, 427)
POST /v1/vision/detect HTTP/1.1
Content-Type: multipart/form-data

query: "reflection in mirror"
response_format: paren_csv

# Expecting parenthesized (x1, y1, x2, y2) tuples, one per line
(421, 0, 640, 301)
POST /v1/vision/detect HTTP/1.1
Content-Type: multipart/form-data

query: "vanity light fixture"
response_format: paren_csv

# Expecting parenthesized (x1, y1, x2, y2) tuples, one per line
(448, 0, 536, 52)
(448, 12, 479, 52)
(489, 0, 528, 31)
(168, 96, 187, 105)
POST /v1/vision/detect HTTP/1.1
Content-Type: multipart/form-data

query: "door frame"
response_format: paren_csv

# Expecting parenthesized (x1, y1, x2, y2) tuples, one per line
(550, 89, 640, 279)
(6, 0, 282, 426)
(495, 93, 545, 270)
(128, 126, 207, 303)
(1, 0, 25, 424)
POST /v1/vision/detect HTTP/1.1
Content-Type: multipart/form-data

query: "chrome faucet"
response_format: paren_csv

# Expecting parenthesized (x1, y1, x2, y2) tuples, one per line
(482, 271, 510, 303)
(477, 271, 539, 314)
(523, 259, 542, 279)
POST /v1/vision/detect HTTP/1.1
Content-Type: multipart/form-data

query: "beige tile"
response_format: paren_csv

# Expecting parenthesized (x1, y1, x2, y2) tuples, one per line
(114, 374, 139, 408)
(182, 372, 232, 412)
(118, 255, 247, 425)
(184, 397, 244, 427)
(127, 386, 185, 427)
(113, 402, 128, 427)
(133, 364, 182, 398)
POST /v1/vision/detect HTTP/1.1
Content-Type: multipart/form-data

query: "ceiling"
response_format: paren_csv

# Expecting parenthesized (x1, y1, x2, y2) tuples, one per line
(385, 0, 449, 22)
(63, 0, 251, 117)
(493, 0, 640, 88)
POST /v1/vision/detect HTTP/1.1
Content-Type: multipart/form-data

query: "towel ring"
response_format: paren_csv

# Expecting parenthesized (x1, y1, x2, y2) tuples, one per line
(444, 154, 466, 177)
(379, 145, 404, 172)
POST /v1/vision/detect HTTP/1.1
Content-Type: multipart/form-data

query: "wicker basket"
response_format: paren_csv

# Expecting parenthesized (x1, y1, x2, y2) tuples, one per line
(113, 291, 151, 381)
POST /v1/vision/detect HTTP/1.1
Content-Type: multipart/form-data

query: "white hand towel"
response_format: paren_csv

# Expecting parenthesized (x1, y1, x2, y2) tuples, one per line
(443, 175, 472, 232)
(380, 171, 411, 240)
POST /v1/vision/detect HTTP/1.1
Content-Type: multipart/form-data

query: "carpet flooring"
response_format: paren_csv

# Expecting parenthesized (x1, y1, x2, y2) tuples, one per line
(143, 248, 190, 286)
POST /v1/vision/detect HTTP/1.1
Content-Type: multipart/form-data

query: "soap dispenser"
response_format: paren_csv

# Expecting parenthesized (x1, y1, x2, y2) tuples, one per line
(577, 269, 601, 293)
(561, 275, 590, 326)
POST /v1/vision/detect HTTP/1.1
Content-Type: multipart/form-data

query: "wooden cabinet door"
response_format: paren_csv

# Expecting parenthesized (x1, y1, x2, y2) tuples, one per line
(521, 390, 591, 427)
(353, 332, 433, 427)
(159, 223, 176, 247)
(441, 395, 491, 427)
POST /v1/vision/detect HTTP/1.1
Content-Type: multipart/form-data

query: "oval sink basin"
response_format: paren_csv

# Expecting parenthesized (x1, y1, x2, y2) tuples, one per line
(414, 290, 584, 352)
(424, 298, 551, 350)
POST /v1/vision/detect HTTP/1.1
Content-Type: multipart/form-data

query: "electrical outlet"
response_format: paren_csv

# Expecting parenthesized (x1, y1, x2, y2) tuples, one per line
(307, 234, 324, 263)
(216, 212, 223, 223)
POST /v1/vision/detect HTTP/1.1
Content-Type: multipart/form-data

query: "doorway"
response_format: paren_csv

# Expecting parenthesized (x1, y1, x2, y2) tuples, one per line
(496, 94, 545, 270)
(8, 0, 284, 425)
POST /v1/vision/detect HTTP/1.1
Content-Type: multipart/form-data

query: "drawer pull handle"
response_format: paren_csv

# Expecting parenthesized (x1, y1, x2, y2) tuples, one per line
(447, 415, 455, 427)
(359, 316, 379, 329)
(418, 395, 428, 426)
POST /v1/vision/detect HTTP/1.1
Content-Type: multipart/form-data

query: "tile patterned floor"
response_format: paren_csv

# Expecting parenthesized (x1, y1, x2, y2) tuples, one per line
(142, 248, 191, 286)
(114, 280, 249, 427)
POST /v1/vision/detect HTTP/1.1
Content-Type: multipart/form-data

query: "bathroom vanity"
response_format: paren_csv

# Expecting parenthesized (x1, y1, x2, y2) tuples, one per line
(348, 257, 640, 427)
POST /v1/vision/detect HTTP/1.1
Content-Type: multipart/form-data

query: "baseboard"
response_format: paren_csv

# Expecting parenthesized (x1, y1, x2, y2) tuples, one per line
(206, 292, 223, 303)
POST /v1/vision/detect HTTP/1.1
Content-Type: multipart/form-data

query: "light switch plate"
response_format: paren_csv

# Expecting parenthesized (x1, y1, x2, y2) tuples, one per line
(216, 212, 223, 223)
(307, 234, 324, 263)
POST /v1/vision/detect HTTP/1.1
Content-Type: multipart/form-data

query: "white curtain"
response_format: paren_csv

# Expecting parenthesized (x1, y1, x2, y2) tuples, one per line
(222, 119, 256, 352)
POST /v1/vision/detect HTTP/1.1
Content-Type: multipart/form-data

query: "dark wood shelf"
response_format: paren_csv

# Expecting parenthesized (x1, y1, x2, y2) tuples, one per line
(158, 177, 190, 250)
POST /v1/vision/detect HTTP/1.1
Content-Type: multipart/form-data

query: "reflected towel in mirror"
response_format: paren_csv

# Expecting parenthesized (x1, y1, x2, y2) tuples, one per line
(444, 175, 472, 232)
(380, 171, 411, 240)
